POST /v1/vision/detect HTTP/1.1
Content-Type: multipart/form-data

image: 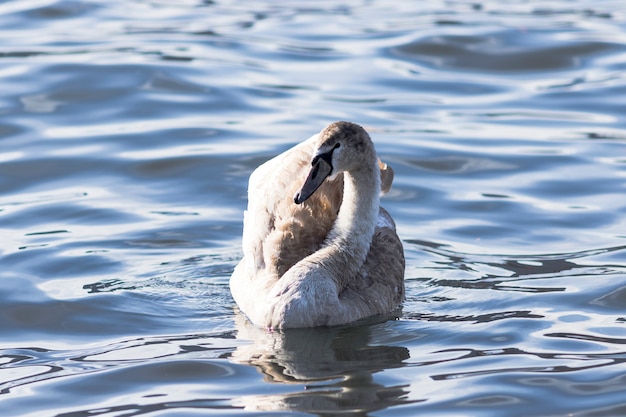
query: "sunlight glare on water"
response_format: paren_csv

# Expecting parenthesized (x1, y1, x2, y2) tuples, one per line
(1, 0, 625, 416)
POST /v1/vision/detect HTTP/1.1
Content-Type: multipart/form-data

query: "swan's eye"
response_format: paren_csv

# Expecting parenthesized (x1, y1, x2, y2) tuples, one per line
(334, 143, 341, 149)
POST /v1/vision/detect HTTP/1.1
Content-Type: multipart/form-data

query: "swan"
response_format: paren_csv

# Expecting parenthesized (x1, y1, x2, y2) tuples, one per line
(230, 121, 405, 328)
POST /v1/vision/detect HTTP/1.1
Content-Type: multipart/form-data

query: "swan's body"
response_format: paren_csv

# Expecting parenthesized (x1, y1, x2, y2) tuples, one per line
(230, 121, 405, 328)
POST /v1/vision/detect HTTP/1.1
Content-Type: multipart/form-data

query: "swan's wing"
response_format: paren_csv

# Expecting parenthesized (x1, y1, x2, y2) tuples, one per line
(367, 207, 405, 302)
(335, 206, 405, 321)
(241, 138, 310, 273)
(242, 134, 343, 278)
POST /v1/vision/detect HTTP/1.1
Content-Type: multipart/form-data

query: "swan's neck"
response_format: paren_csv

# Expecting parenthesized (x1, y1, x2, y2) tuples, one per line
(311, 160, 380, 289)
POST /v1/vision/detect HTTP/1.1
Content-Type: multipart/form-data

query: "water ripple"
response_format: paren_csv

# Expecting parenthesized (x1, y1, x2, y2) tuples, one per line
(1, 0, 626, 416)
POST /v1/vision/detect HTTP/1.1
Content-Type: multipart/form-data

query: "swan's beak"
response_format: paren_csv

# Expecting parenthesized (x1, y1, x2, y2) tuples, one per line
(294, 158, 333, 204)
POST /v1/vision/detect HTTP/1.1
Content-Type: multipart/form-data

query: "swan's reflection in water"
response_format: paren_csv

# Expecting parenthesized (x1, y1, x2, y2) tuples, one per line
(232, 314, 412, 414)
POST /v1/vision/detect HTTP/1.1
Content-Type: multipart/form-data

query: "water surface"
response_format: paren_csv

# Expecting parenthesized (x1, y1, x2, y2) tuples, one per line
(1, 1, 625, 416)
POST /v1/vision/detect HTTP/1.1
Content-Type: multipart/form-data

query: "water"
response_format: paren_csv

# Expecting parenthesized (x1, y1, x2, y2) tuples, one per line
(1, 0, 625, 415)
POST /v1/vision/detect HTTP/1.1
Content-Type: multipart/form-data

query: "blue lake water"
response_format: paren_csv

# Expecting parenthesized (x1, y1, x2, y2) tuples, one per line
(1, 1, 626, 416)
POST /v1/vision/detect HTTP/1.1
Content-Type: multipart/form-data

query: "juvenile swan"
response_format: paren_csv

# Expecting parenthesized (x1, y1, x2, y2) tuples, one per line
(230, 121, 405, 328)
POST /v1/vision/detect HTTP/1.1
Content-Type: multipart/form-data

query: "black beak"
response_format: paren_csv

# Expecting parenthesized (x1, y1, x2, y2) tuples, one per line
(294, 152, 333, 204)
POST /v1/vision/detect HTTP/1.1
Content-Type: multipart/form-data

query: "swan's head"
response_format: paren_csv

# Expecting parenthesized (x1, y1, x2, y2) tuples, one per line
(294, 121, 375, 204)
